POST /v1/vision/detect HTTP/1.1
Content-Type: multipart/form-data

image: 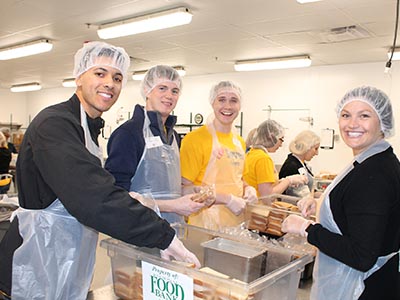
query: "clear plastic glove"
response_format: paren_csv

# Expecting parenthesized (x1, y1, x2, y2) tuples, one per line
(243, 186, 258, 204)
(192, 185, 216, 207)
(286, 174, 308, 187)
(226, 195, 246, 215)
(173, 194, 205, 216)
(297, 196, 317, 217)
(160, 235, 201, 268)
(282, 215, 314, 237)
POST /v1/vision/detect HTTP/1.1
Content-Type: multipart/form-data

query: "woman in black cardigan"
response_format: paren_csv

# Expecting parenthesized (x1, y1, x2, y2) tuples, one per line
(282, 86, 400, 300)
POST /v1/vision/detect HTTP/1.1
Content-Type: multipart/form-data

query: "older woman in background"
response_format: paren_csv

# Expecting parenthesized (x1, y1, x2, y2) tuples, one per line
(279, 130, 320, 197)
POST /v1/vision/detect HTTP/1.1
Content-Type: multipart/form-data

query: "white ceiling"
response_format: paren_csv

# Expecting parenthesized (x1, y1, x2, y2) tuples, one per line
(0, 0, 397, 90)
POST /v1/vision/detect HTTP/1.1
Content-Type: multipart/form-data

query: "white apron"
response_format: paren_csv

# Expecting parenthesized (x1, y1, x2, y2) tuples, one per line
(129, 110, 182, 224)
(311, 140, 400, 300)
(286, 156, 314, 198)
(11, 104, 102, 300)
(189, 116, 245, 230)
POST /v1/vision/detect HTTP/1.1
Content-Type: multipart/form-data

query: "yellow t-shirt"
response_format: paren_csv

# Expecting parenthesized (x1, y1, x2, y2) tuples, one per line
(180, 125, 246, 185)
(243, 148, 276, 195)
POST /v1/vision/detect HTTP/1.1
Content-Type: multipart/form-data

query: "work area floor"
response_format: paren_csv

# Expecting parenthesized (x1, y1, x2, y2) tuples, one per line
(91, 233, 313, 299)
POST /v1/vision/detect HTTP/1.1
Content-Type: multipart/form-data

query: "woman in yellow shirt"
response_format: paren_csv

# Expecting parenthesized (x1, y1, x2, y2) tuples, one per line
(243, 119, 308, 203)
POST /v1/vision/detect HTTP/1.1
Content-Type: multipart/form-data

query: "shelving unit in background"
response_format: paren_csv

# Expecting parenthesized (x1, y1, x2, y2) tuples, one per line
(175, 112, 243, 139)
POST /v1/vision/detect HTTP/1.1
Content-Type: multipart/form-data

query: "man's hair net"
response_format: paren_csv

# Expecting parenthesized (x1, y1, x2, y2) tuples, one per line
(140, 65, 182, 99)
(289, 130, 320, 156)
(209, 81, 242, 104)
(336, 86, 394, 138)
(73, 41, 130, 86)
(254, 119, 285, 148)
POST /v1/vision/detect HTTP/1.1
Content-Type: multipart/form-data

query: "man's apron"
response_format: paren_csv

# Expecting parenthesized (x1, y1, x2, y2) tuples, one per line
(129, 110, 182, 224)
(189, 117, 245, 231)
(11, 104, 101, 300)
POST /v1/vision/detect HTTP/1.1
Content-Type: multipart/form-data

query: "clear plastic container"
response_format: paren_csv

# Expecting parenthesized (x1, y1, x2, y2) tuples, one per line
(100, 223, 313, 300)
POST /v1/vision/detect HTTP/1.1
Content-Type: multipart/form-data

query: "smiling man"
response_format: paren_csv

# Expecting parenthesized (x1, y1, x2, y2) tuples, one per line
(105, 65, 205, 224)
(0, 43, 200, 300)
(180, 81, 257, 230)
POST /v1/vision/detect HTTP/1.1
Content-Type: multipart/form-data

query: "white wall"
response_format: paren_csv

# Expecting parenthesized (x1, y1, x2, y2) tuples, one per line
(2, 60, 400, 175)
(0, 91, 28, 127)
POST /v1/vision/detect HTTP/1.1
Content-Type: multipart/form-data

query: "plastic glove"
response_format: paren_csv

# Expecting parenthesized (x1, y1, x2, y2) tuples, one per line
(129, 192, 161, 216)
(226, 195, 246, 215)
(160, 235, 201, 268)
(243, 186, 258, 204)
(281, 215, 314, 237)
(297, 196, 317, 217)
(286, 174, 308, 187)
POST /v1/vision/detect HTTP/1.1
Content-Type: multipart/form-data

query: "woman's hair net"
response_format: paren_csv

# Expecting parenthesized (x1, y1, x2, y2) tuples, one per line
(289, 130, 320, 156)
(245, 128, 257, 149)
(254, 119, 285, 148)
(336, 86, 394, 138)
(73, 41, 130, 86)
(140, 65, 182, 99)
(209, 81, 242, 104)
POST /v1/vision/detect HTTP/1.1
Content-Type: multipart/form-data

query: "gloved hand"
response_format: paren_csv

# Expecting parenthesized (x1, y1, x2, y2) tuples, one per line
(281, 215, 314, 237)
(297, 196, 317, 217)
(226, 195, 246, 215)
(243, 186, 258, 204)
(160, 235, 201, 268)
(286, 174, 308, 187)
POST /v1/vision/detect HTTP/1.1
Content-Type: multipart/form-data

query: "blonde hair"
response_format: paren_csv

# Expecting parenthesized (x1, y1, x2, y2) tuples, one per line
(289, 130, 320, 156)
(0, 132, 7, 148)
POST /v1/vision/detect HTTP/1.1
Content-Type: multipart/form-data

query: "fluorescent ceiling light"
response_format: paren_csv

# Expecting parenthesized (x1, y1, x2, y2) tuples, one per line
(62, 78, 77, 88)
(297, 0, 322, 3)
(234, 55, 312, 71)
(11, 82, 42, 92)
(388, 48, 400, 61)
(132, 66, 186, 81)
(173, 66, 186, 77)
(132, 70, 147, 81)
(97, 7, 193, 39)
(0, 39, 53, 60)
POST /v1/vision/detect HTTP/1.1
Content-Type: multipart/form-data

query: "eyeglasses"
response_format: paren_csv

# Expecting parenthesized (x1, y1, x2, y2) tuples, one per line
(279, 137, 284, 142)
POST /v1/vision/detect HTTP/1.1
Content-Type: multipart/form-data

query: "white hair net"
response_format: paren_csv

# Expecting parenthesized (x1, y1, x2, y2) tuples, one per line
(140, 65, 182, 99)
(254, 119, 285, 148)
(73, 41, 130, 86)
(289, 130, 320, 156)
(336, 86, 395, 138)
(209, 81, 242, 104)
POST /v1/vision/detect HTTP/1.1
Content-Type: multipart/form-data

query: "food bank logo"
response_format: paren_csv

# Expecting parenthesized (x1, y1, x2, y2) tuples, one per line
(142, 261, 194, 300)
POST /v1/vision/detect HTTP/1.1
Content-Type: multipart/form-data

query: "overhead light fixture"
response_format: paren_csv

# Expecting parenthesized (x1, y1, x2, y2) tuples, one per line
(10, 82, 42, 92)
(296, 0, 322, 3)
(62, 78, 77, 88)
(173, 66, 186, 77)
(388, 48, 400, 61)
(0, 39, 53, 60)
(132, 66, 186, 81)
(132, 70, 147, 81)
(234, 55, 312, 71)
(97, 7, 193, 39)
